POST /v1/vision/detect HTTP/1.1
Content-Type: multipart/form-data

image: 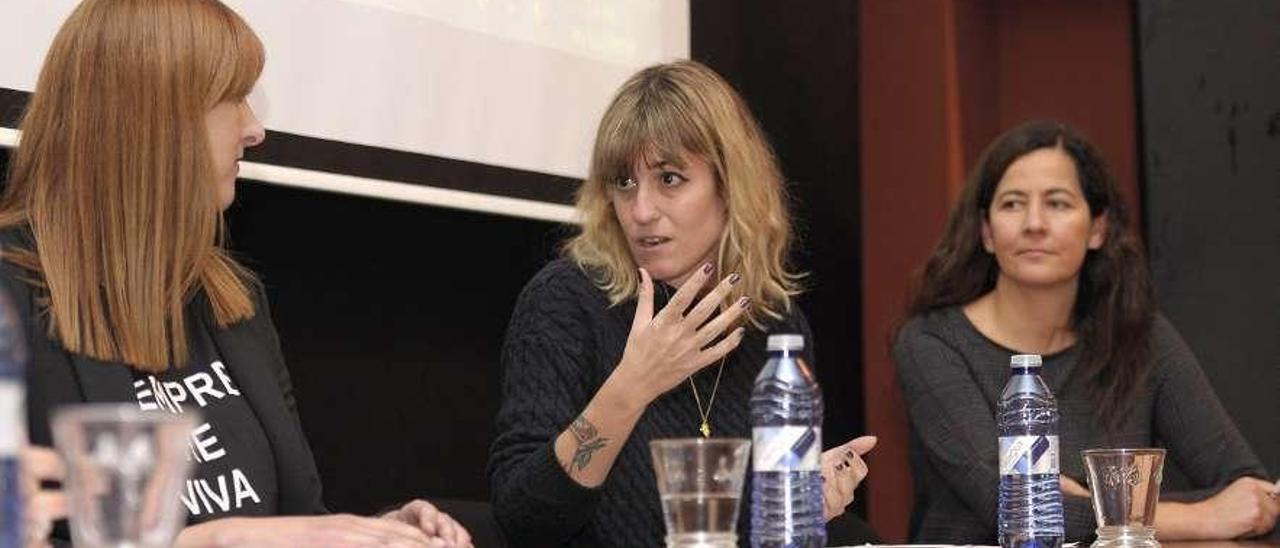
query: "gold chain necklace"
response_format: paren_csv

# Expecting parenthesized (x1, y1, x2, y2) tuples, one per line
(690, 356, 728, 438)
(659, 283, 729, 438)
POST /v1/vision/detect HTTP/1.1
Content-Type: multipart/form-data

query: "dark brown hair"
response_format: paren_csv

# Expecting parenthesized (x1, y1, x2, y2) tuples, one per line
(903, 120, 1154, 425)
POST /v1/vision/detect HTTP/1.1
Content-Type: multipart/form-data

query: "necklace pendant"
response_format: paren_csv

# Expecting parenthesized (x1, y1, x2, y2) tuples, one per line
(699, 421, 711, 438)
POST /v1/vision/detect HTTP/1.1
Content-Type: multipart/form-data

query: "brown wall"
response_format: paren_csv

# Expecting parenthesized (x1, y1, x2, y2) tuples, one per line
(860, 0, 1140, 541)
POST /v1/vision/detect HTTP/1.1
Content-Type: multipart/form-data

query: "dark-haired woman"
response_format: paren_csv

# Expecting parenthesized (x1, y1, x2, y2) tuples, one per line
(893, 120, 1277, 543)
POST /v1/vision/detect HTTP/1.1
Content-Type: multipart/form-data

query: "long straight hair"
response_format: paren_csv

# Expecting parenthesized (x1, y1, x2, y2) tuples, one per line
(903, 121, 1154, 425)
(0, 0, 264, 371)
(565, 60, 803, 326)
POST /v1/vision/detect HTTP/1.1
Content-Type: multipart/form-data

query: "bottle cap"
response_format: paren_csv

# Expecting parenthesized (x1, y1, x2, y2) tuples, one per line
(1009, 354, 1042, 368)
(767, 334, 804, 351)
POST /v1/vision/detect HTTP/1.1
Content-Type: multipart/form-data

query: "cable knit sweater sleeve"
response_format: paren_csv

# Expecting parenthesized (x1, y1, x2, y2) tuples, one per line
(488, 260, 610, 545)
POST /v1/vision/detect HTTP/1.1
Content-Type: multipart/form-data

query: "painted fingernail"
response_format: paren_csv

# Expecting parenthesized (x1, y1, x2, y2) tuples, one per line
(738, 296, 750, 308)
(702, 262, 713, 274)
(845, 450, 854, 459)
(728, 272, 741, 285)
(842, 460, 851, 469)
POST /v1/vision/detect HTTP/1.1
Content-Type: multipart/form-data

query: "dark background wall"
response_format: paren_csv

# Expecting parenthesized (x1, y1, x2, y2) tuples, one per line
(690, 1, 866, 504)
(223, 181, 565, 511)
(1137, 0, 1280, 478)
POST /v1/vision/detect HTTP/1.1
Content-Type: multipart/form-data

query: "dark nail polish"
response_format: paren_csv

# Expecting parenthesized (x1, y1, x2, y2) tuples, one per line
(842, 460, 851, 468)
(845, 450, 854, 459)
(728, 272, 741, 285)
(835, 464, 843, 471)
(702, 263, 713, 274)
(738, 296, 751, 308)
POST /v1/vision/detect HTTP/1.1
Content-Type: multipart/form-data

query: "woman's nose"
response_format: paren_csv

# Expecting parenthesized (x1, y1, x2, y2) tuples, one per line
(241, 103, 266, 148)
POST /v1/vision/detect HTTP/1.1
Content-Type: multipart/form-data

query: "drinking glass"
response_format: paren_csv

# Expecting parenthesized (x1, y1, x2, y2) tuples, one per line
(650, 438, 751, 548)
(52, 404, 197, 548)
(1082, 448, 1166, 548)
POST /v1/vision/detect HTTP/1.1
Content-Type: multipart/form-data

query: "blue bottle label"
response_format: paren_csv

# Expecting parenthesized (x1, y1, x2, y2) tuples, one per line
(752, 426, 821, 472)
(999, 435, 1059, 475)
(0, 381, 23, 456)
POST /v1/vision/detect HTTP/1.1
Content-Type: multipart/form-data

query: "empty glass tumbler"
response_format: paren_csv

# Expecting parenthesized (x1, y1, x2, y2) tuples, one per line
(1081, 448, 1166, 548)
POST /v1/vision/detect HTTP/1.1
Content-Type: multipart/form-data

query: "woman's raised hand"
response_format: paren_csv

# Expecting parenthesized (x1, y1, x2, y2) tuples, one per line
(616, 265, 748, 407)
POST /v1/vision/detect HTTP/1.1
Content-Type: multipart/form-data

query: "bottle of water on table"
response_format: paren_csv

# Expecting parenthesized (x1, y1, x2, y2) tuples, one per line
(750, 334, 824, 548)
(0, 288, 29, 547)
(998, 354, 1064, 548)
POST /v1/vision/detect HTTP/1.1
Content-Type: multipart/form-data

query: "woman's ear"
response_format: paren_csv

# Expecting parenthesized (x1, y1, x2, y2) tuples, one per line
(981, 214, 995, 253)
(1088, 213, 1109, 250)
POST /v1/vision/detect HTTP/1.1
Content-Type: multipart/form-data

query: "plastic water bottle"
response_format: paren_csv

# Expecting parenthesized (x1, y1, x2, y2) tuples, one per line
(0, 288, 28, 548)
(750, 334, 824, 548)
(997, 354, 1064, 548)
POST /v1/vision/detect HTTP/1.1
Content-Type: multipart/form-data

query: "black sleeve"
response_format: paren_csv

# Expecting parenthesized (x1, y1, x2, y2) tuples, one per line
(893, 325, 1096, 540)
(1149, 316, 1270, 501)
(487, 271, 603, 545)
(248, 280, 328, 515)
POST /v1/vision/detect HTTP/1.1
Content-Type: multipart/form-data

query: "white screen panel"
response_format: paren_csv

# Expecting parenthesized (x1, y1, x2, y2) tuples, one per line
(0, 0, 690, 180)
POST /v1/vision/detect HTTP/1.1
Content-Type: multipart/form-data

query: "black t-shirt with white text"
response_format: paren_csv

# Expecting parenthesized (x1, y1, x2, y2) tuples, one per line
(128, 321, 278, 522)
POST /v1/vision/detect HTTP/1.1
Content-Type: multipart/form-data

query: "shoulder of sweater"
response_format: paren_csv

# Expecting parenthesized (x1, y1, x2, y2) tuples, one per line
(508, 258, 612, 330)
(1147, 311, 1181, 347)
(518, 258, 606, 307)
(895, 307, 961, 349)
(1144, 311, 1199, 375)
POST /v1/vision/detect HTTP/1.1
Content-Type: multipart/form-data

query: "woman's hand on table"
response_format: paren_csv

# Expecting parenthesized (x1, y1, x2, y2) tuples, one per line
(176, 513, 450, 547)
(1198, 476, 1280, 539)
(821, 435, 877, 521)
(381, 499, 473, 547)
(20, 446, 67, 548)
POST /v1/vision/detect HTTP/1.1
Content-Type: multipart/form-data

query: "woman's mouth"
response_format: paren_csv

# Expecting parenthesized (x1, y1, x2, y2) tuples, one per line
(638, 236, 671, 249)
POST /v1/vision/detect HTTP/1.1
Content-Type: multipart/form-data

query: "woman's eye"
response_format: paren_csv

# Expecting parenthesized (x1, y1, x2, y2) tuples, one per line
(660, 172, 687, 186)
(613, 177, 637, 190)
(1048, 199, 1071, 210)
(998, 200, 1023, 211)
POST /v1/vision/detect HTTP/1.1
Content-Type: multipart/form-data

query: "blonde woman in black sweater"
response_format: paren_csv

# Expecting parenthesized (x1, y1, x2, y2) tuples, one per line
(489, 61, 876, 546)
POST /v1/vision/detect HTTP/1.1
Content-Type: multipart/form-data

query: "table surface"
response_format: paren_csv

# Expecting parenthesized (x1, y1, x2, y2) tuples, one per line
(832, 543, 1280, 548)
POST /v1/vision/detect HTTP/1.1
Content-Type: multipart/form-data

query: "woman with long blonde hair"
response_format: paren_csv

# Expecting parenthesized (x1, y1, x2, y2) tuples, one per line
(488, 60, 876, 546)
(7, 1, 469, 546)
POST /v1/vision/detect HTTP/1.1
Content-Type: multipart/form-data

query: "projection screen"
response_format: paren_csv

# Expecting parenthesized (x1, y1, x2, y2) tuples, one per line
(0, 0, 691, 222)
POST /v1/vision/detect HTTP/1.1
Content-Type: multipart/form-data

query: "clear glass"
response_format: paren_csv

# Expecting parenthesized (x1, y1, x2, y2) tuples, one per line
(650, 438, 751, 548)
(1082, 448, 1166, 548)
(52, 404, 197, 548)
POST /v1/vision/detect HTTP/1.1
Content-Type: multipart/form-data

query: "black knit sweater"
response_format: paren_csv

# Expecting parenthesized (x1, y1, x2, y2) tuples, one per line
(488, 259, 814, 547)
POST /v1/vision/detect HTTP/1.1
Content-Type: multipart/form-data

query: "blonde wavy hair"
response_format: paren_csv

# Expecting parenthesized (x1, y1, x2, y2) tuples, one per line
(0, 0, 264, 371)
(564, 60, 803, 326)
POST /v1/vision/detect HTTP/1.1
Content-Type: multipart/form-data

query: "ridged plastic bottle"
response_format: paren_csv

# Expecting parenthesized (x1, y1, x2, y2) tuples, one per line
(997, 354, 1064, 548)
(0, 288, 28, 548)
(749, 334, 824, 548)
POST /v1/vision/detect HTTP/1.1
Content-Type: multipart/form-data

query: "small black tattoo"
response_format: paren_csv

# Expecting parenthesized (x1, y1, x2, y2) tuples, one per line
(566, 415, 608, 473)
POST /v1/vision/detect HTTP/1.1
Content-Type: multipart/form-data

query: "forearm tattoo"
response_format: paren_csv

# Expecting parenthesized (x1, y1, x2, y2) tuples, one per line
(565, 414, 608, 474)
